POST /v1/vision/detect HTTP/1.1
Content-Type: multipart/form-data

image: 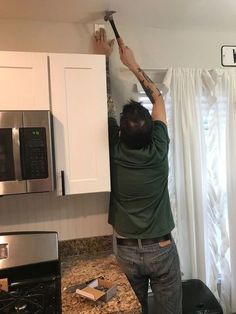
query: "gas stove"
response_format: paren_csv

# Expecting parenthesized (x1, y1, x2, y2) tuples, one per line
(0, 232, 61, 314)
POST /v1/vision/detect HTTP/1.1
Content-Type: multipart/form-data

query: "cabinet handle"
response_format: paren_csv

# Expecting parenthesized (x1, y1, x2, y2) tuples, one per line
(61, 170, 65, 196)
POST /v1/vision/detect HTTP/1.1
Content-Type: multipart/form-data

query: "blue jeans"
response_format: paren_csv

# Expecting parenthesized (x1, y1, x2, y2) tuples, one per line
(116, 238, 182, 314)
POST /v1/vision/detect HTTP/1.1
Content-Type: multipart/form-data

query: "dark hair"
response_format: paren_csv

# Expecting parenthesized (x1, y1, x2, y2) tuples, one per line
(120, 100, 153, 149)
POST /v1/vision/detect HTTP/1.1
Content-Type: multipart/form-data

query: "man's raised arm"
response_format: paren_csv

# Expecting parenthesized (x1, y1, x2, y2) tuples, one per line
(118, 38, 167, 124)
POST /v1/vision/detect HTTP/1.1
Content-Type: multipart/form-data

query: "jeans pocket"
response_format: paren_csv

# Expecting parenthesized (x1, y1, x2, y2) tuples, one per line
(116, 245, 136, 276)
(150, 240, 174, 261)
(149, 243, 180, 286)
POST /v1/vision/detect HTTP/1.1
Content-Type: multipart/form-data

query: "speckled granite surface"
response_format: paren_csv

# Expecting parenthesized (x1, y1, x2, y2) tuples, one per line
(61, 254, 141, 314)
(59, 235, 113, 260)
(60, 236, 141, 314)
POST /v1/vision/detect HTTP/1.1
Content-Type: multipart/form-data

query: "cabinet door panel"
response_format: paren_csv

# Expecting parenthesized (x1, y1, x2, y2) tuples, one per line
(0, 52, 49, 110)
(50, 54, 110, 195)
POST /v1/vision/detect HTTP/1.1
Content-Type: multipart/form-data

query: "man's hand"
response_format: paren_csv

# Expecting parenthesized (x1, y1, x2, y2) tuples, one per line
(94, 28, 115, 57)
(118, 38, 139, 72)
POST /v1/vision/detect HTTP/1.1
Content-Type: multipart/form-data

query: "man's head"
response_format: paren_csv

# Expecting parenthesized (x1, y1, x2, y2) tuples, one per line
(119, 100, 153, 149)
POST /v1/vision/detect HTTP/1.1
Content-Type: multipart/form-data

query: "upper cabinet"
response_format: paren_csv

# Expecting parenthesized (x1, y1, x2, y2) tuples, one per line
(0, 52, 50, 110)
(49, 54, 110, 195)
(0, 51, 110, 196)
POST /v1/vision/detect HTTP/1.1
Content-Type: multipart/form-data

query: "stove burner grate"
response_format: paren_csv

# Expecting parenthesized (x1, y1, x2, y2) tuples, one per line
(0, 290, 44, 313)
(0, 277, 59, 314)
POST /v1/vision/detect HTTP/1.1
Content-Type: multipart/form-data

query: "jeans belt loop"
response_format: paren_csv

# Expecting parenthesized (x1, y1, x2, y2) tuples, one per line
(138, 239, 142, 249)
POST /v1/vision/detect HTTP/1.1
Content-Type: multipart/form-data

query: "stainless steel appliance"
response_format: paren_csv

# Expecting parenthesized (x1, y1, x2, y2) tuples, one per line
(0, 231, 61, 313)
(0, 111, 54, 196)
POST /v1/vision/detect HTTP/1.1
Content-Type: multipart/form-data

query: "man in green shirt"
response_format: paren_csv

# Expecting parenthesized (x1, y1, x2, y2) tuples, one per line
(94, 29, 182, 314)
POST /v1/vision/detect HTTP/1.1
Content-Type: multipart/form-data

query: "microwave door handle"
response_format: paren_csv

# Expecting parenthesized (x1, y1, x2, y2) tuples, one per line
(12, 128, 22, 180)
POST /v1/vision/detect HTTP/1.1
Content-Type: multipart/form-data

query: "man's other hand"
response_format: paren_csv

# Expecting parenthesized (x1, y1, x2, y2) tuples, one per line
(94, 28, 115, 57)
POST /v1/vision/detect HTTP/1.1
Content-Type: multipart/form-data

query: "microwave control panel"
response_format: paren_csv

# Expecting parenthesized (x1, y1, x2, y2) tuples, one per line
(20, 128, 49, 180)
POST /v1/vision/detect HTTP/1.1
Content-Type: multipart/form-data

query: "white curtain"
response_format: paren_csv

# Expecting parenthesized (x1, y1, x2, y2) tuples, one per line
(202, 69, 231, 313)
(200, 68, 236, 313)
(223, 69, 236, 313)
(162, 68, 235, 313)
(137, 67, 236, 312)
(168, 68, 207, 281)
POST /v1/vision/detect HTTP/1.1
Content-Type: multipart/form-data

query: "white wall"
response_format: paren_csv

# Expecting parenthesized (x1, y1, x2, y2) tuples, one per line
(112, 25, 234, 69)
(0, 192, 111, 241)
(0, 19, 235, 240)
(109, 25, 236, 112)
(0, 20, 93, 53)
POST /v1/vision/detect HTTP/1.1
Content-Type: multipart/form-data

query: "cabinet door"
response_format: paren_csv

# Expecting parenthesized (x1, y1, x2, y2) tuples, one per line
(0, 52, 49, 110)
(49, 54, 110, 195)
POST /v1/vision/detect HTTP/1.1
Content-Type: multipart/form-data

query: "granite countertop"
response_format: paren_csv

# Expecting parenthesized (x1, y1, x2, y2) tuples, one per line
(61, 253, 141, 314)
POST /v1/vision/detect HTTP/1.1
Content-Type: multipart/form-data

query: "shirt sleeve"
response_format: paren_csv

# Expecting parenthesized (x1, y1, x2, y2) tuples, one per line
(152, 120, 170, 157)
(108, 116, 119, 147)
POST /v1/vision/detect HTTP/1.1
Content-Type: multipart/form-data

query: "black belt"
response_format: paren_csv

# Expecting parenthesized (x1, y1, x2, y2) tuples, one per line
(116, 233, 171, 246)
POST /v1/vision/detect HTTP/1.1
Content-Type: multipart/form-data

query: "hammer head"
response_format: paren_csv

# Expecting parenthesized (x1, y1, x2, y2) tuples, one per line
(104, 10, 116, 21)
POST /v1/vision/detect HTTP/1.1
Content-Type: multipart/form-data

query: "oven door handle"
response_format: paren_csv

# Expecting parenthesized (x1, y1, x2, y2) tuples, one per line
(12, 127, 22, 181)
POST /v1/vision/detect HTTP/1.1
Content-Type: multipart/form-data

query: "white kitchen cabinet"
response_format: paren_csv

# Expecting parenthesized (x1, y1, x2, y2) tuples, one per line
(49, 53, 110, 195)
(0, 52, 50, 110)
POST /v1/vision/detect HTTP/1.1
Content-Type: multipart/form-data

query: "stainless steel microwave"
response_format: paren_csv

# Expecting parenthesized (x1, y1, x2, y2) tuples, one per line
(0, 111, 54, 196)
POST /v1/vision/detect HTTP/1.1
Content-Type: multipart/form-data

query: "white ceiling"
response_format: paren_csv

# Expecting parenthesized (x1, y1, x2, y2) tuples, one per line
(1, 0, 236, 31)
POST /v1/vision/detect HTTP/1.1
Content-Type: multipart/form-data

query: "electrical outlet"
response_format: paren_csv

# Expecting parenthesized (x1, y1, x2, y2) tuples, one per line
(94, 24, 105, 32)
(0, 278, 8, 292)
(221, 45, 236, 66)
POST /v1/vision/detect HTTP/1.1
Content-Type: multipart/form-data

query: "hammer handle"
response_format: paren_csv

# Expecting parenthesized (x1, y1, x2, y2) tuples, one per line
(109, 19, 120, 40)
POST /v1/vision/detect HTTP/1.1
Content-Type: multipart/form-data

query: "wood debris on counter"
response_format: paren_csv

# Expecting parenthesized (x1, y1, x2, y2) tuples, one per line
(61, 254, 141, 314)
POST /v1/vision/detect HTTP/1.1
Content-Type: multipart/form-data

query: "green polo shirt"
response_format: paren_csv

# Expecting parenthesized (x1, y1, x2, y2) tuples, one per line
(108, 116, 174, 239)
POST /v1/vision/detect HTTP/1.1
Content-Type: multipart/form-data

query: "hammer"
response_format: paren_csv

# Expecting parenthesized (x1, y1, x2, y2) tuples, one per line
(104, 10, 121, 42)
